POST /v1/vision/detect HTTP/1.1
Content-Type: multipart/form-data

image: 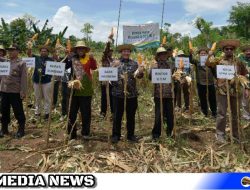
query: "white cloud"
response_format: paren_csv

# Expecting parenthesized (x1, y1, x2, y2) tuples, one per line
(183, 0, 249, 14)
(50, 6, 135, 44)
(169, 20, 198, 36)
(5, 2, 19, 7)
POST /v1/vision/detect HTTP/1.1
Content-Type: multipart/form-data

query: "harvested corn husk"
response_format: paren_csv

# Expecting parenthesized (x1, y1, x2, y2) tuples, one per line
(230, 75, 249, 88)
(68, 80, 83, 90)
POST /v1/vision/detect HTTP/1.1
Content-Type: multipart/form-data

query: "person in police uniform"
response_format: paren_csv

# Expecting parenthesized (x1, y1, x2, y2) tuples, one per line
(0, 44, 27, 138)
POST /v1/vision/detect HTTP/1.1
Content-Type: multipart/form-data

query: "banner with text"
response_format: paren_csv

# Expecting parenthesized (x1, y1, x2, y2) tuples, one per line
(123, 23, 160, 50)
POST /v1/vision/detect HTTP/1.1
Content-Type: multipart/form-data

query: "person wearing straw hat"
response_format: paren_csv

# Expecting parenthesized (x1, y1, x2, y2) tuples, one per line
(206, 39, 248, 143)
(239, 44, 250, 121)
(0, 44, 27, 138)
(0, 45, 7, 62)
(189, 47, 217, 117)
(173, 50, 190, 112)
(149, 47, 175, 140)
(100, 35, 114, 119)
(27, 44, 54, 120)
(66, 41, 97, 140)
(111, 44, 144, 143)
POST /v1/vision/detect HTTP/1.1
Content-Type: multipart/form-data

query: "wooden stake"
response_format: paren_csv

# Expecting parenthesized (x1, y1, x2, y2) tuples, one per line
(123, 72, 128, 125)
(226, 79, 233, 144)
(189, 80, 193, 125)
(172, 79, 176, 138)
(65, 82, 74, 144)
(206, 66, 210, 115)
(106, 81, 110, 121)
(159, 83, 165, 137)
(45, 76, 55, 148)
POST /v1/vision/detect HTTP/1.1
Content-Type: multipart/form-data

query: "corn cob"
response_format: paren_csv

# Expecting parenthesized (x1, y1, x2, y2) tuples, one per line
(137, 53, 143, 65)
(66, 39, 71, 53)
(162, 36, 167, 45)
(211, 42, 217, 52)
(31, 33, 38, 41)
(68, 80, 83, 90)
(189, 40, 193, 50)
(44, 39, 50, 46)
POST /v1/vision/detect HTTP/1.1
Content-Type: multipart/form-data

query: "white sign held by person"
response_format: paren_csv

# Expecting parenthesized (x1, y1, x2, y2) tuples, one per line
(123, 23, 160, 45)
(45, 61, 65, 76)
(152, 69, 172, 84)
(99, 67, 118, 81)
(22, 57, 35, 68)
(200, 56, 208, 67)
(175, 57, 190, 68)
(216, 65, 235, 79)
(0, 62, 10, 76)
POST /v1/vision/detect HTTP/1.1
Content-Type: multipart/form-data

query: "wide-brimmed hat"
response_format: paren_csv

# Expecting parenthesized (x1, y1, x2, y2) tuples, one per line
(117, 44, 134, 52)
(156, 47, 167, 55)
(6, 44, 20, 51)
(198, 47, 209, 53)
(0, 45, 6, 56)
(73, 41, 90, 52)
(177, 50, 185, 56)
(240, 44, 250, 52)
(218, 39, 240, 49)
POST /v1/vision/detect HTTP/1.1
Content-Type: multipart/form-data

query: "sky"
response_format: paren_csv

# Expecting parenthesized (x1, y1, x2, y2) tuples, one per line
(0, 0, 248, 43)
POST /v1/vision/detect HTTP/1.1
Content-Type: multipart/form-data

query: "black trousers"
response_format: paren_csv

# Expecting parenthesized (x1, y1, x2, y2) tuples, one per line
(67, 96, 92, 136)
(100, 83, 113, 115)
(112, 96, 138, 138)
(1, 92, 25, 132)
(197, 84, 217, 116)
(53, 81, 69, 115)
(152, 97, 174, 137)
(174, 81, 189, 109)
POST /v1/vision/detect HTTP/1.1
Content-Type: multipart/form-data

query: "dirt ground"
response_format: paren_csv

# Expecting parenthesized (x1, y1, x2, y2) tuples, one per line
(0, 97, 249, 173)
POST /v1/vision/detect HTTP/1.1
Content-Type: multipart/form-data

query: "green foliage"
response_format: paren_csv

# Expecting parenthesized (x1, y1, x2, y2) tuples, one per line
(229, 2, 250, 40)
(81, 23, 94, 43)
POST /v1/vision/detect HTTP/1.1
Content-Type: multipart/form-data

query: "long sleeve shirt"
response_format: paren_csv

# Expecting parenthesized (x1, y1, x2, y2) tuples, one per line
(69, 55, 97, 96)
(112, 58, 143, 98)
(189, 54, 214, 85)
(207, 56, 248, 96)
(0, 58, 27, 95)
(32, 55, 54, 84)
(149, 60, 175, 98)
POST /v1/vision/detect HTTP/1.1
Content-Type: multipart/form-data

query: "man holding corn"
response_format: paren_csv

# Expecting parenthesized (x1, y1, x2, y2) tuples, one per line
(27, 45, 54, 120)
(111, 44, 144, 143)
(149, 47, 175, 139)
(206, 39, 249, 143)
(66, 41, 97, 140)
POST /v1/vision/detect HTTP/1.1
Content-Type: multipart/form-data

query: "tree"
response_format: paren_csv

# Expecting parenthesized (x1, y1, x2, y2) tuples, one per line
(10, 18, 28, 51)
(229, 2, 250, 40)
(81, 23, 94, 43)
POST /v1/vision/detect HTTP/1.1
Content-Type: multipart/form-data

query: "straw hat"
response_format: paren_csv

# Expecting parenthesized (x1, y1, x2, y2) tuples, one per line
(6, 44, 20, 51)
(198, 47, 209, 53)
(117, 44, 134, 52)
(177, 50, 185, 56)
(0, 45, 6, 56)
(240, 44, 250, 52)
(156, 47, 167, 55)
(218, 39, 240, 49)
(73, 41, 90, 52)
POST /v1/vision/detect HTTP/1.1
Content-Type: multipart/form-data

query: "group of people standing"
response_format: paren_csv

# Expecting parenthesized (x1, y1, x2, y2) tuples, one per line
(0, 37, 249, 144)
